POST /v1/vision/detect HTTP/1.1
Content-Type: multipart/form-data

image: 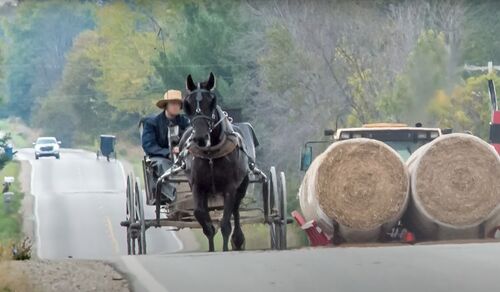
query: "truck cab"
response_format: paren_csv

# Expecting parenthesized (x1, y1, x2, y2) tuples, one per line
(300, 123, 447, 171)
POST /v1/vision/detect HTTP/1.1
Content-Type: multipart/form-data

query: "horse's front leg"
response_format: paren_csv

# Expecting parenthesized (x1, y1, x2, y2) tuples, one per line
(232, 176, 249, 251)
(193, 186, 216, 252)
(221, 188, 236, 252)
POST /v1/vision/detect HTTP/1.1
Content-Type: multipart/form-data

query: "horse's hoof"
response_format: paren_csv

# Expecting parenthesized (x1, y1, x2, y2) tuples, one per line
(231, 237, 245, 251)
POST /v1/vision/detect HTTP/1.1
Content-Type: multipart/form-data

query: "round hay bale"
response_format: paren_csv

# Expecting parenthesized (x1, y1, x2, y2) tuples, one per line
(407, 133, 500, 240)
(299, 138, 409, 242)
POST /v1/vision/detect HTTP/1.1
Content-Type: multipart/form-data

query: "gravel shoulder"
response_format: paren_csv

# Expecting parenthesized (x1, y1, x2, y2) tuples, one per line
(19, 160, 36, 256)
(8, 151, 199, 292)
(5, 155, 131, 292)
(1, 260, 129, 292)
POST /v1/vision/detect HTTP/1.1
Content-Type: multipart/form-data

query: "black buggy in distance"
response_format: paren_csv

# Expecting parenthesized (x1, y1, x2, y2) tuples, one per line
(121, 116, 288, 254)
(96, 135, 116, 162)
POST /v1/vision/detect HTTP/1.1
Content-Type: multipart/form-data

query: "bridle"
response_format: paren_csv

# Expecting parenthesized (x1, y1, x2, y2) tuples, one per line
(187, 83, 227, 134)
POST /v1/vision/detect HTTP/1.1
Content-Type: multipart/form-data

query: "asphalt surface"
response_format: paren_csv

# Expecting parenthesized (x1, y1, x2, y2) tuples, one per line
(16, 148, 182, 260)
(15, 148, 500, 292)
(117, 242, 500, 292)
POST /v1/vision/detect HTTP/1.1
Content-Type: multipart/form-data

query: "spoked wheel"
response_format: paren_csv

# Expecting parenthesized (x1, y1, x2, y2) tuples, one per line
(268, 167, 287, 250)
(125, 175, 134, 255)
(134, 178, 147, 254)
(278, 171, 287, 249)
(263, 175, 270, 225)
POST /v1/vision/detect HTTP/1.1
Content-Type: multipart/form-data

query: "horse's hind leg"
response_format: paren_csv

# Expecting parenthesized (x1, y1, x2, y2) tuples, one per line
(221, 189, 236, 252)
(232, 176, 249, 251)
(193, 189, 216, 252)
(231, 207, 245, 251)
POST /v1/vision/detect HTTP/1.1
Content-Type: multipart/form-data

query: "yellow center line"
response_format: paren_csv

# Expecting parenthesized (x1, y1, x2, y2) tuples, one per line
(106, 216, 121, 254)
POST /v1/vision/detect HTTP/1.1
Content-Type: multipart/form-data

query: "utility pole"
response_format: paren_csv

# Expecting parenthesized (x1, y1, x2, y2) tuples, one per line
(464, 61, 500, 74)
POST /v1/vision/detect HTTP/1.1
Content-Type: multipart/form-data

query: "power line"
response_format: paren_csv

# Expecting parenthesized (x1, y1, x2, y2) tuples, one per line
(464, 61, 500, 74)
(1, 62, 252, 69)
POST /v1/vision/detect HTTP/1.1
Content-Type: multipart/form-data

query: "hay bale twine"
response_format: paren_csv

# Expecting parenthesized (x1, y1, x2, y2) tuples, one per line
(299, 138, 410, 242)
(406, 133, 500, 240)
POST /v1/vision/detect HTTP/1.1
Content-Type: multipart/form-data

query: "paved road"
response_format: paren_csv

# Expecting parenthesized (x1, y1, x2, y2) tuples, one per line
(117, 242, 500, 292)
(17, 148, 182, 259)
(15, 148, 500, 291)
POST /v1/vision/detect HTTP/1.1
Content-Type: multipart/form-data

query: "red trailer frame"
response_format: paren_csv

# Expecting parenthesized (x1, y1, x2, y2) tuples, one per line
(488, 79, 500, 154)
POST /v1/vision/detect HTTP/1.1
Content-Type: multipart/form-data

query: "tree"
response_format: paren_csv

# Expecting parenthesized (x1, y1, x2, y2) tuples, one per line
(429, 73, 497, 139)
(461, 0, 500, 65)
(34, 29, 140, 146)
(33, 93, 78, 146)
(0, 42, 4, 105)
(152, 1, 247, 107)
(0, 133, 12, 170)
(1, 1, 94, 121)
(93, 1, 157, 115)
(378, 30, 451, 125)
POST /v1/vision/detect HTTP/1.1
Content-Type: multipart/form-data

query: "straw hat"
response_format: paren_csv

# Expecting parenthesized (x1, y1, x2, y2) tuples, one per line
(156, 90, 183, 109)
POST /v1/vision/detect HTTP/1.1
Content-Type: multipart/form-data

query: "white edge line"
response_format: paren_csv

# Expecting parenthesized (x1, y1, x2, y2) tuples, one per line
(32, 161, 42, 258)
(120, 256, 170, 292)
(171, 229, 184, 252)
(117, 160, 184, 252)
(24, 151, 42, 259)
(16, 149, 42, 258)
(117, 160, 127, 190)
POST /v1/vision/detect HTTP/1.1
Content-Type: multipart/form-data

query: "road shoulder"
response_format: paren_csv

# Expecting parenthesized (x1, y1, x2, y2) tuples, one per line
(18, 159, 36, 256)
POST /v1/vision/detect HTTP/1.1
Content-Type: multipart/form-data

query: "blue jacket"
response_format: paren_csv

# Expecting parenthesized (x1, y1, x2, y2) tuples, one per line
(141, 112, 190, 158)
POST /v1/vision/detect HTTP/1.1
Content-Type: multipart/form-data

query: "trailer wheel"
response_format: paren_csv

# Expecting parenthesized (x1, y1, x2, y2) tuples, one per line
(263, 176, 269, 224)
(268, 166, 286, 250)
(278, 171, 288, 250)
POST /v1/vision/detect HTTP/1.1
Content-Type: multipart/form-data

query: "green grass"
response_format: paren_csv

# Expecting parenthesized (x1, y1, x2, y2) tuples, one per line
(113, 145, 144, 181)
(193, 223, 308, 252)
(0, 162, 23, 243)
(0, 120, 30, 148)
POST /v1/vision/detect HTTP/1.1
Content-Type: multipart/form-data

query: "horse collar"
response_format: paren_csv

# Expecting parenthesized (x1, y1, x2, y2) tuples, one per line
(188, 132, 239, 160)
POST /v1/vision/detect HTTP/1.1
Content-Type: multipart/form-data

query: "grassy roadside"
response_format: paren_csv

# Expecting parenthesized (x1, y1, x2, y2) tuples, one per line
(0, 161, 32, 292)
(0, 162, 23, 244)
(192, 223, 308, 252)
(0, 118, 38, 149)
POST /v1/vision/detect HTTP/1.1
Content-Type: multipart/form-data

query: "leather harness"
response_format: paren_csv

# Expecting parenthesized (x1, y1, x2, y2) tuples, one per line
(184, 86, 249, 194)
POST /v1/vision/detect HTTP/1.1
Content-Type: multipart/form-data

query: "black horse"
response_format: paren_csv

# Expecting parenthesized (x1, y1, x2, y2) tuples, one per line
(183, 72, 249, 252)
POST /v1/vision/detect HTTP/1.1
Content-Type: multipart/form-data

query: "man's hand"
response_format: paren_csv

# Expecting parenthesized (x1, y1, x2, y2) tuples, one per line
(172, 146, 180, 154)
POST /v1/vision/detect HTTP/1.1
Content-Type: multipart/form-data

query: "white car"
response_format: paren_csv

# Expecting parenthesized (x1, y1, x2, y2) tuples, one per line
(34, 137, 61, 160)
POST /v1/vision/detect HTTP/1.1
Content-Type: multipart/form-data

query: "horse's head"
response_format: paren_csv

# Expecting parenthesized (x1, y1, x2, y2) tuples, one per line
(184, 72, 217, 148)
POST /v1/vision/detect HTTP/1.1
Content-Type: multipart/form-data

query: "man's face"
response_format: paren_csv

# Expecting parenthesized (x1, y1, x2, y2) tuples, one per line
(166, 101, 182, 116)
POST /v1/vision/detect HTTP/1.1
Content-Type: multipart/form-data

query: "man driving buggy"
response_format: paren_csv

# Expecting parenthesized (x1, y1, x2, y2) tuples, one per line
(142, 89, 190, 204)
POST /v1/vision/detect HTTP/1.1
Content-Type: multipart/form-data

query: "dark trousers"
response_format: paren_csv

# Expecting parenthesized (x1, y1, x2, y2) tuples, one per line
(149, 157, 176, 202)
